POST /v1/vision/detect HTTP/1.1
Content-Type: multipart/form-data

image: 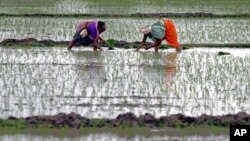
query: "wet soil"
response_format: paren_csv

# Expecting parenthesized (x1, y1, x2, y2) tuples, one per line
(1, 38, 249, 49)
(0, 38, 68, 47)
(0, 38, 170, 49)
(2, 112, 250, 129)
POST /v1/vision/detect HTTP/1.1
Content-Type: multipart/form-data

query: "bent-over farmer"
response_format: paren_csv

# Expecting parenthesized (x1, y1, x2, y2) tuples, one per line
(68, 20, 106, 51)
(136, 19, 181, 52)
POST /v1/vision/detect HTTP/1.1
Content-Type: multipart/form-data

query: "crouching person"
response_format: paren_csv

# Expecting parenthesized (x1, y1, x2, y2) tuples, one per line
(68, 20, 106, 51)
(136, 19, 181, 52)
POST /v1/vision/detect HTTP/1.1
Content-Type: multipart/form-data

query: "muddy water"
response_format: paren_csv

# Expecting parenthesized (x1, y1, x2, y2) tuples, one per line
(0, 134, 229, 141)
(0, 47, 249, 119)
(0, 17, 250, 43)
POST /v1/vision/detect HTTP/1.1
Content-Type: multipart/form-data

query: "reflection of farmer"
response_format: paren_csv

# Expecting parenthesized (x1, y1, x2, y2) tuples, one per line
(165, 52, 178, 87)
(68, 20, 107, 51)
(136, 19, 181, 52)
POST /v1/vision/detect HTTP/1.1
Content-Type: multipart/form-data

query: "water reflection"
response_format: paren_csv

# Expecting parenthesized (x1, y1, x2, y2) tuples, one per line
(0, 47, 249, 119)
(0, 134, 229, 141)
(165, 52, 178, 88)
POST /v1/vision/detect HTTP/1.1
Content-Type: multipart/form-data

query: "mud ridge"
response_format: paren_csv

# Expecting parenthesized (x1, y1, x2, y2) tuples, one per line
(1, 38, 250, 49)
(1, 112, 250, 129)
(0, 38, 68, 47)
(1, 13, 250, 18)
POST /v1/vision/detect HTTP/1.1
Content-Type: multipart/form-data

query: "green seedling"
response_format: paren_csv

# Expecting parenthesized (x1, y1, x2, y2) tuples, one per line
(218, 51, 230, 56)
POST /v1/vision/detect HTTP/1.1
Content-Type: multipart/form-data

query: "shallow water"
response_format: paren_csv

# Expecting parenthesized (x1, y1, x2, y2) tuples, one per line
(0, 134, 229, 141)
(0, 0, 249, 14)
(0, 17, 250, 43)
(0, 47, 249, 119)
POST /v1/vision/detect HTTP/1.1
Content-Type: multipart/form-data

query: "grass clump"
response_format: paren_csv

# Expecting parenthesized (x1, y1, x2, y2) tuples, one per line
(0, 119, 27, 129)
(159, 44, 169, 49)
(218, 51, 230, 56)
(123, 45, 130, 49)
(106, 39, 116, 47)
(90, 119, 106, 128)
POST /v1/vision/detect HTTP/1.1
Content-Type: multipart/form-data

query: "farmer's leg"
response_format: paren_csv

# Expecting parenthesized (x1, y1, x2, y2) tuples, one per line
(68, 31, 82, 50)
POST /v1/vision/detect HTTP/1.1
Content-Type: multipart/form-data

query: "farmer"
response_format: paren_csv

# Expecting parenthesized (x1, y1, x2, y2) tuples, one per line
(136, 19, 181, 52)
(67, 20, 107, 51)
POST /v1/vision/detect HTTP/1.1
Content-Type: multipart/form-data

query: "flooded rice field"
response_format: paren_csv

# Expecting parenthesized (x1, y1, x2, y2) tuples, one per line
(0, 17, 250, 43)
(0, 47, 249, 119)
(0, 0, 250, 14)
(0, 1, 250, 140)
(0, 134, 229, 141)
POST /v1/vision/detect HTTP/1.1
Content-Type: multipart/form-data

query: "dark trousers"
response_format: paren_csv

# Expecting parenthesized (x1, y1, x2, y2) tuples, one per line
(73, 31, 93, 46)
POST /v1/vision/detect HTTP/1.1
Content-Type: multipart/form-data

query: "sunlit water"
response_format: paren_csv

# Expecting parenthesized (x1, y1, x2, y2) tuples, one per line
(0, 17, 250, 43)
(0, 134, 229, 141)
(0, 47, 249, 119)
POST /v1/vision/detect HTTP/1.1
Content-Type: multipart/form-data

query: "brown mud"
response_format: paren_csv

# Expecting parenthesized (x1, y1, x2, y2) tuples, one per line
(1, 38, 249, 49)
(1, 112, 250, 129)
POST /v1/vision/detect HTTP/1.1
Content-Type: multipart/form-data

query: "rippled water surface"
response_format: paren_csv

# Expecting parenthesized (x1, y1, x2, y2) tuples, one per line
(0, 47, 249, 119)
(0, 17, 250, 43)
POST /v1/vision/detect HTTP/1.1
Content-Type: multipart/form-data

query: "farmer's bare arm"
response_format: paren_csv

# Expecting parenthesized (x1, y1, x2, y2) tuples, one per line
(93, 39, 103, 51)
(99, 37, 104, 41)
(145, 39, 162, 52)
(67, 40, 76, 50)
(136, 34, 148, 51)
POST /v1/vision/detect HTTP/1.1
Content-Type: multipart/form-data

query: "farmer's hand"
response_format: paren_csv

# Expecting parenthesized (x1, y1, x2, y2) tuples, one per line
(99, 39, 106, 44)
(99, 37, 106, 44)
(135, 44, 143, 51)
